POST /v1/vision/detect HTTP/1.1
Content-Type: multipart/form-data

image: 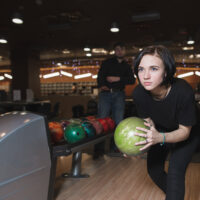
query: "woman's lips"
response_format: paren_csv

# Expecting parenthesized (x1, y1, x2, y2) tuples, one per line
(143, 82, 152, 86)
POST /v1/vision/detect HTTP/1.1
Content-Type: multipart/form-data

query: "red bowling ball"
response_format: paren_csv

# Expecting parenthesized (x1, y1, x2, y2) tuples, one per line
(97, 118, 110, 134)
(104, 117, 116, 132)
(86, 116, 96, 121)
(48, 122, 64, 142)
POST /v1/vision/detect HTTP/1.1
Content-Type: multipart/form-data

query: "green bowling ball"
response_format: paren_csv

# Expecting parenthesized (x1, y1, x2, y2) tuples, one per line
(64, 123, 86, 144)
(114, 117, 149, 156)
(81, 121, 96, 137)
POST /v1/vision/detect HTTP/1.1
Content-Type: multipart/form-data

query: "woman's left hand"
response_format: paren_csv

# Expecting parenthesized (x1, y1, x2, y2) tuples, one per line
(134, 118, 162, 151)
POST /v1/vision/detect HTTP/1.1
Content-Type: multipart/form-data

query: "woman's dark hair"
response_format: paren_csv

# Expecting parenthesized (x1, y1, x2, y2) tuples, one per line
(133, 45, 176, 86)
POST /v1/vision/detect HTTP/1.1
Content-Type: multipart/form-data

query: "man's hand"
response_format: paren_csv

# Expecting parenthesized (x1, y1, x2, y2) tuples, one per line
(106, 76, 120, 83)
(100, 86, 110, 91)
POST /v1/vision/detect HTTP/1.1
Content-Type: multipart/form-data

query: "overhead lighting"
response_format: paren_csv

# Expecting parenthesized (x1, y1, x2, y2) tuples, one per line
(195, 71, 200, 76)
(189, 54, 194, 59)
(0, 38, 8, 44)
(0, 76, 5, 80)
(92, 48, 108, 54)
(109, 50, 115, 55)
(74, 73, 91, 79)
(12, 12, 23, 24)
(132, 11, 160, 22)
(196, 54, 200, 58)
(62, 49, 70, 54)
(92, 74, 98, 79)
(86, 53, 92, 57)
(4, 73, 12, 79)
(177, 71, 194, 78)
(110, 22, 119, 32)
(187, 37, 195, 45)
(182, 46, 194, 51)
(60, 70, 73, 77)
(84, 46, 91, 51)
(56, 62, 62, 66)
(43, 72, 60, 79)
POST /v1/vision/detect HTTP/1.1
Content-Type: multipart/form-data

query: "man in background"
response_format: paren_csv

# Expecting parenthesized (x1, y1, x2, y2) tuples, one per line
(94, 42, 135, 158)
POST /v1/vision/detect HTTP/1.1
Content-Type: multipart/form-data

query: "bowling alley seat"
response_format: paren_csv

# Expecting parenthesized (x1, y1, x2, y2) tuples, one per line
(72, 104, 85, 118)
(48, 102, 60, 120)
(85, 99, 97, 116)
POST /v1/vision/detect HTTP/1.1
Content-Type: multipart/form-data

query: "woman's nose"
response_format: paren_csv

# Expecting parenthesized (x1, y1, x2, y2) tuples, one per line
(144, 70, 150, 79)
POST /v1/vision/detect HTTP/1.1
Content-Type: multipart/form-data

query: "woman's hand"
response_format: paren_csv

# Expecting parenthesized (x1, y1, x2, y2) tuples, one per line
(134, 118, 163, 151)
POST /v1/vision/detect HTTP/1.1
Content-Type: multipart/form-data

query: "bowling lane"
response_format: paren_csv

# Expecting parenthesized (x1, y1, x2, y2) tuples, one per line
(54, 153, 200, 200)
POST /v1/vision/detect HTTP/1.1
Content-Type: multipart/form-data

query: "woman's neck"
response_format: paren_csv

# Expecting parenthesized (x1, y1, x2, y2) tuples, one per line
(151, 85, 171, 100)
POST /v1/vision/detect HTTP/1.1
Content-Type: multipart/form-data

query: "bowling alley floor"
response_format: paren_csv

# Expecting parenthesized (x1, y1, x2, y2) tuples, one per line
(54, 153, 200, 200)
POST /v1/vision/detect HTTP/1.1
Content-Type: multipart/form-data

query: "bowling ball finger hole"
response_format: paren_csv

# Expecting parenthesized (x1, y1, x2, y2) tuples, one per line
(77, 132, 79, 136)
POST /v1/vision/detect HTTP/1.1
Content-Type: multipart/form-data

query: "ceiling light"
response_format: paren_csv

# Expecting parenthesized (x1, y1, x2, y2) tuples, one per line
(43, 72, 60, 79)
(196, 54, 200, 58)
(189, 54, 194, 59)
(60, 70, 73, 77)
(74, 73, 91, 79)
(0, 76, 5, 80)
(0, 38, 8, 44)
(182, 46, 194, 51)
(4, 73, 12, 79)
(84, 46, 91, 51)
(195, 71, 200, 76)
(110, 22, 119, 32)
(92, 48, 108, 54)
(187, 37, 195, 45)
(12, 12, 23, 24)
(109, 50, 115, 55)
(92, 74, 97, 79)
(132, 11, 160, 22)
(62, 49, 70, 54)
(86, 53, 92, 57)
(177, 71, 194, 78)
(56, 62, 62, 66)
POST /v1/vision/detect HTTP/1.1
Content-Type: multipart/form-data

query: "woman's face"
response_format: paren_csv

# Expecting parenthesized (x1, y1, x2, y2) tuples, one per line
(138, 54, 166, 91)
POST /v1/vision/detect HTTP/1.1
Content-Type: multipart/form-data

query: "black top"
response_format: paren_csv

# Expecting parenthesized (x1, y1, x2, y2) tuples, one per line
(97, 57, 135, 90)
(133, 78, 197, 132)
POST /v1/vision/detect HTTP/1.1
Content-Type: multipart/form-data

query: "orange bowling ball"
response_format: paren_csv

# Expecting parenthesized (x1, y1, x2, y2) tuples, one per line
(48, 122, 64, 142)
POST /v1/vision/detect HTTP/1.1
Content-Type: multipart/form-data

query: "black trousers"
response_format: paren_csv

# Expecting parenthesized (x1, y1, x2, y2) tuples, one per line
(147, 127, 200, 200)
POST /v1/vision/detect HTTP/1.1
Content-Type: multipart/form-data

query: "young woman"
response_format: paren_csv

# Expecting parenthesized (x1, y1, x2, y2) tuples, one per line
(132, 45, 200, 200)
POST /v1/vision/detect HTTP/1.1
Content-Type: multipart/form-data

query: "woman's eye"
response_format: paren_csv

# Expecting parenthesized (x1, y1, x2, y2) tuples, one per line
(152, 67, 158, 71)
(138, 68, 143, 71)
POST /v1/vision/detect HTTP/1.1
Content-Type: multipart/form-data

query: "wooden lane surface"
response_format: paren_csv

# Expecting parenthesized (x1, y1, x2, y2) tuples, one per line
(54, 154, 200, 200)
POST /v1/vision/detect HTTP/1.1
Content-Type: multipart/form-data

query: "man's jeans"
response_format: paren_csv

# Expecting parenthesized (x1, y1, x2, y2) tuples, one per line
(98, 90, 125, 125)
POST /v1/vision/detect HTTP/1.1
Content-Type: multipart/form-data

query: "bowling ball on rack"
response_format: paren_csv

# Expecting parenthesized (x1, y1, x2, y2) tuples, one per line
(60, 120, 70, 130)
(85, 116, 96, 121)
(81, 121, 96, 137)
(48, 122, 64, 143)
(104, 117, 116, 132)
(114, 117, 149, 156)
(97, 118, 110, 134)
(68, 118, 82, 124)
(64, 123, 86, 144)
(89, 119, 103, 135)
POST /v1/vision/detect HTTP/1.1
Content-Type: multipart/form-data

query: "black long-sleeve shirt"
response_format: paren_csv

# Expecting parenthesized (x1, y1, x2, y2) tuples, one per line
(97, 57, 135, 90)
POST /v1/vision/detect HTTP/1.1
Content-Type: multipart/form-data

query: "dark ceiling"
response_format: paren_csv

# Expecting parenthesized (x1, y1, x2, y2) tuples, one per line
(0, 0, 200, 65)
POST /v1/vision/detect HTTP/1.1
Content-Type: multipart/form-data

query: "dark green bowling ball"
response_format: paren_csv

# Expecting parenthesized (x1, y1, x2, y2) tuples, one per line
(64, 123, 86, 144)
(81, 121, 96, 137)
